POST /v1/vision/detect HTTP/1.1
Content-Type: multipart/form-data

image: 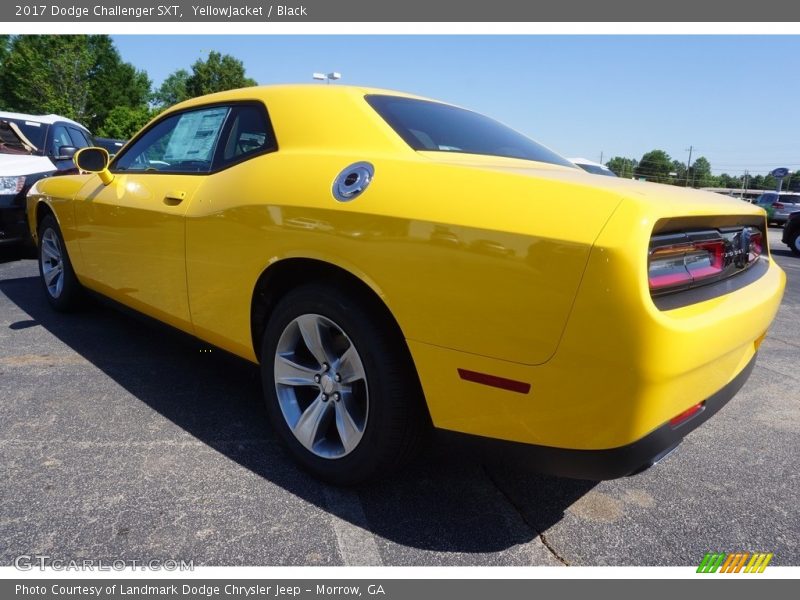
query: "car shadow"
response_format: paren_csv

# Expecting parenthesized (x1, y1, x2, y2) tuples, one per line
(0, 274, 595, 556)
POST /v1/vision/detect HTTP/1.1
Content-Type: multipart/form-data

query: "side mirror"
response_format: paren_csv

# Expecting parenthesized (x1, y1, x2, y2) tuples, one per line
(56, 145, 78, 160)
(74, 147, 114, 185)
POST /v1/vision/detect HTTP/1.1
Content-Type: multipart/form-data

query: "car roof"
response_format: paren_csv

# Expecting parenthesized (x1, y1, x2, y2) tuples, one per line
(167, 84, 435, 113)
(0, 110, 90, 132)
(149, 84, 451, 155)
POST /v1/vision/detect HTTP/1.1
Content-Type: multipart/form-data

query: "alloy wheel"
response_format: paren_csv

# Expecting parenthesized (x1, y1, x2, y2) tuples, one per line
(273, 313, 369, 459)
(40, 228, 64, 299)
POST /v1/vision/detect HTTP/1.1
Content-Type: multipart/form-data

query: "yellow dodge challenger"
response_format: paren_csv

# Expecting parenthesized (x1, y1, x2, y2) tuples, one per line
(26, 85, 785, 484)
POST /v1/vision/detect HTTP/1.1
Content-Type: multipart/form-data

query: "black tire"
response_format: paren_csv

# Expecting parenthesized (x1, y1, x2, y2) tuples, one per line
(788, 230, 800, 257)
(37, 213, 82, 311)
(260, 282, 428, 485)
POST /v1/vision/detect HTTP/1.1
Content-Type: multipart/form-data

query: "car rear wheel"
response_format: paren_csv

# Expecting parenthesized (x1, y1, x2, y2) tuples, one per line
(260, 283, 427, 484)
(38, 214, 82, 311)
(788, 230, 800, 257)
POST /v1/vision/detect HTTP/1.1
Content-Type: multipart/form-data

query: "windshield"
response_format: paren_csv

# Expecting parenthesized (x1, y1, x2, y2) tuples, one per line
(366, 95, 575, 168)
(0, 118, 47, 155)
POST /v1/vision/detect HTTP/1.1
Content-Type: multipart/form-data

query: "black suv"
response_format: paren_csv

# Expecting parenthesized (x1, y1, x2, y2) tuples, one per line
(1, 111, 94, 245)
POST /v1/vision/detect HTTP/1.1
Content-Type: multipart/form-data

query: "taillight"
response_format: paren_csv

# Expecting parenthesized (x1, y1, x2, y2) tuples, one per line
(648, 227, 763, 296)
(772, 202, 785, 209)
(649, 239, 724, 292)
(748, 231, 763, 262)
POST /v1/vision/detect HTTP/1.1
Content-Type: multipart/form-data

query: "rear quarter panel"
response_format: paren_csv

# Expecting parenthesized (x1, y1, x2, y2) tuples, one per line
(184, 151, 622, 364)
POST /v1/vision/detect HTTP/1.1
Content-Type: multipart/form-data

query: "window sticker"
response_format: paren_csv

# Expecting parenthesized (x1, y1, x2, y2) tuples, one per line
(164, 108, 228, 163)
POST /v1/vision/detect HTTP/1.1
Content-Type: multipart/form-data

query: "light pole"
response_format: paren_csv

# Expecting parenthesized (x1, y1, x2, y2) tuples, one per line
(685, 145, 693, 187)
(312, 72, 342, 85)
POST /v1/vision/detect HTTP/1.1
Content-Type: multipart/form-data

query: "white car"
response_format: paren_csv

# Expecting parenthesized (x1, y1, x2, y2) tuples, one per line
(0, 111, 94, 245)
(569, 157, 617, 177)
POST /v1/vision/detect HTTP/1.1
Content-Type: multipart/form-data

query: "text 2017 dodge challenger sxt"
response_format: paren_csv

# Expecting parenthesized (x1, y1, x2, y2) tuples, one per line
(26, 85, 785, 484)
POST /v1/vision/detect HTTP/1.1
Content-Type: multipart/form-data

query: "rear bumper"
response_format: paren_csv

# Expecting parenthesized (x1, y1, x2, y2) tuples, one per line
(438, 352, 757, 480)
(772, 211, 800, 224)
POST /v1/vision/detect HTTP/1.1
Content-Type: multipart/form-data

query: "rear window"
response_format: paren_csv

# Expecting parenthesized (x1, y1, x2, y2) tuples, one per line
(779, 195, 800, 204)
(366, 95, 575, 168)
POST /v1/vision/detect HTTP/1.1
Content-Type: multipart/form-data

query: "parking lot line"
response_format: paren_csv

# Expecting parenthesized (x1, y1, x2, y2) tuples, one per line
(322, 486, 383, 566)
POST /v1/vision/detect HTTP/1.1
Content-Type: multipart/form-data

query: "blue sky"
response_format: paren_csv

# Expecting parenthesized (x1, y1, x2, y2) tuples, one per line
(113, 35, 799, 176)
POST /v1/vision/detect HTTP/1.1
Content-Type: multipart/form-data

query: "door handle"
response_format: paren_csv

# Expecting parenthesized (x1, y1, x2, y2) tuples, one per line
(164, 190, 186, 205)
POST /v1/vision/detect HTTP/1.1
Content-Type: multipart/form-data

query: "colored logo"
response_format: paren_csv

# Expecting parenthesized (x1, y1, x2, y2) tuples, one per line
(697, 552, 773, 573)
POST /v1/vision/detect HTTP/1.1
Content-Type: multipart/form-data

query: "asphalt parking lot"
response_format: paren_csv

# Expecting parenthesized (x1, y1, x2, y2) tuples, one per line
(0, 229, 797, 567)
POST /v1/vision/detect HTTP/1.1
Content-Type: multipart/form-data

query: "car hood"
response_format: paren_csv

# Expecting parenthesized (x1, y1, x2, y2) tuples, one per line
(0, 154, 54, 177)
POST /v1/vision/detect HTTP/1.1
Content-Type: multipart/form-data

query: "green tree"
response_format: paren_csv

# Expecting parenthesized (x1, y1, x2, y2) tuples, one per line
(0, 36, 94, 121)
(718, 173, 741, 189)
(185, 51, 257, 98)
(606, 156, 637, 178)
(97, 105, 155, 139)
(787, 171, 800, 192)
(690, 156, 712, 188)
(0, 35, 150, 132)
(85, 36, 150, 131)
(0, 35, 10, 69)
(635, 149, 674, 184)
(152, 69, 190, 109)
(671, 159, 687, 185)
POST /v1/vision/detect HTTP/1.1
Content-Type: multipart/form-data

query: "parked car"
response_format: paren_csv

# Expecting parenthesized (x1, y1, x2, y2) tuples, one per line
(0, 111, 93, 245)
(753, 192, 800, 226)
(93, 137, 126, 158)
(569, 157, 617, 177)
(26, 85, 785, 484)
(782, 210, 800, 256)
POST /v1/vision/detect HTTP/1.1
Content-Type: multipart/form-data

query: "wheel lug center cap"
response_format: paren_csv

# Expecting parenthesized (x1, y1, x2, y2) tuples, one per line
(320, 374, 335, 394)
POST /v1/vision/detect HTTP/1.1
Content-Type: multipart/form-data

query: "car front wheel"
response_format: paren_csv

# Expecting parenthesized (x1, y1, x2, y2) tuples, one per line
(37, 213, 82, 311)
(260, 283, 427, 484)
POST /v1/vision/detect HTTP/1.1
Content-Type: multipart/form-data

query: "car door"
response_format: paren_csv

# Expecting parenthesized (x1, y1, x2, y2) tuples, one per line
(73, 105, 231, 331)
(183, 103, 278, 356)
(778, 195, 800, 219)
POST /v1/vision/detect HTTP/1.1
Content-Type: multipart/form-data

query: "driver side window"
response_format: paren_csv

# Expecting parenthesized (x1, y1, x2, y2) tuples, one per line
(113, 106, 229, 174)
(49, 125, 73, 157)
